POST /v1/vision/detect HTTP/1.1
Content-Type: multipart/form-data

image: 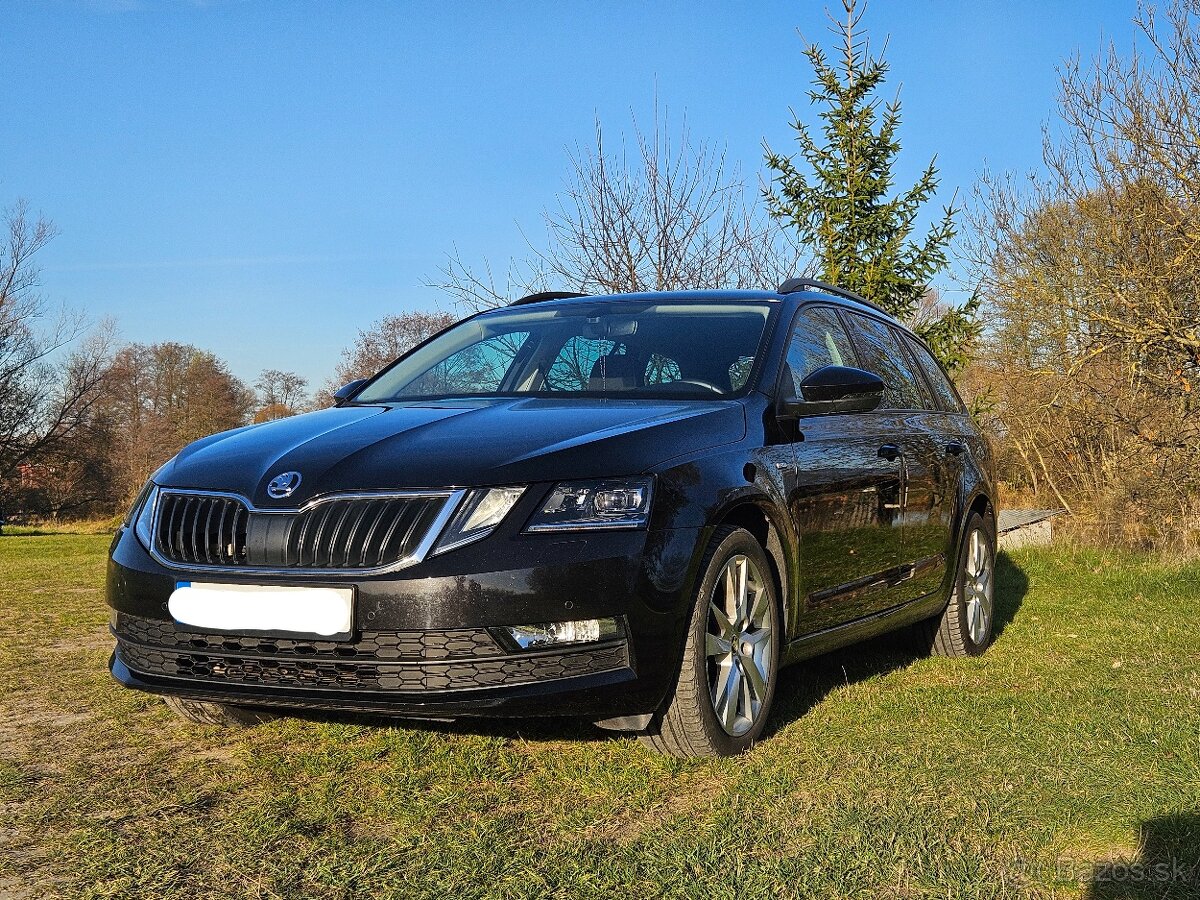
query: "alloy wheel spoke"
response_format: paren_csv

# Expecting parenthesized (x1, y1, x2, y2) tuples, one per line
(712, 657, 736, 702)
(719, 665, 742, 731)
(710, 602, 735, 640)
(971, 598, 986, 641)
(735, 558, 750, 621)
(743, 626, 772, 647)
(739, 663, 757, 718)
(706, 632, 732, 657)
(749, 584, 770, 626)
(741, 649, 768, 700)
(723, 565, 738, 620)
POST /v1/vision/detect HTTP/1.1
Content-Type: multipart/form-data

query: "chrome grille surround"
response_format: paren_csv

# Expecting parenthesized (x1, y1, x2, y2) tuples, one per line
(149, 487, 466, 576)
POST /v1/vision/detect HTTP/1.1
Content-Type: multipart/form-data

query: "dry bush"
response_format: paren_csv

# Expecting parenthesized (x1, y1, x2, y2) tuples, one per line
(965, 0, 1200, 551)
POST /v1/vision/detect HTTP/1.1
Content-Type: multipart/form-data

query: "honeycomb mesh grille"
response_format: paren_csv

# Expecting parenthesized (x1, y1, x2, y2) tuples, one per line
(113, 614, 628, 693)
(116, 613, 499, 661)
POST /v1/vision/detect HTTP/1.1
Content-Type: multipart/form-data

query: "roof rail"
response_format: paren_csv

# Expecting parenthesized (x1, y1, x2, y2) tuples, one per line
(510, 291, 589, 306)
(776, 278, 890, 316)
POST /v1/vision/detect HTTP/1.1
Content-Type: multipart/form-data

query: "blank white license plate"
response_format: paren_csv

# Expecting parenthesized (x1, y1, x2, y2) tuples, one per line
(168, 582, 354, 638)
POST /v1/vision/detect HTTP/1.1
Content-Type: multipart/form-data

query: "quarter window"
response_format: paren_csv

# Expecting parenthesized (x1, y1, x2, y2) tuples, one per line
(783, 307, 860, 394)
(842, 313, 928, 410)
(901, 333, 966, 413)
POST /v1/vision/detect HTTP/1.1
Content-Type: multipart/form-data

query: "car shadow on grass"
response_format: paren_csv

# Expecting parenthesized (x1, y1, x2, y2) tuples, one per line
(764, 550, 1029, 738)
(284, 553, 1030, 749)
(1085, 811, 1200, 899)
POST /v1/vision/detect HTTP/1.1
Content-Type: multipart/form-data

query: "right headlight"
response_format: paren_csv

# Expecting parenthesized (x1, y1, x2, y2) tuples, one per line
(525, 478, 654, 532)
(126, 482, 159, 551)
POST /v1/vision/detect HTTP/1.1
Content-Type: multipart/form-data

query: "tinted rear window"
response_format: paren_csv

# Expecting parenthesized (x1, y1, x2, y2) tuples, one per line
(901, 332, 966, 413)
(841, 312, 929, 411)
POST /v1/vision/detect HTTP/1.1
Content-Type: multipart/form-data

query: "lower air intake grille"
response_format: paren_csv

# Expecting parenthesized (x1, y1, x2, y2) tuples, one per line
(113, 613, 630, 694)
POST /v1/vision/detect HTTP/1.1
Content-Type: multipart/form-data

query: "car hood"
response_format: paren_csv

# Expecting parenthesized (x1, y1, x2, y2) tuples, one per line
(158, 398, 746, 506)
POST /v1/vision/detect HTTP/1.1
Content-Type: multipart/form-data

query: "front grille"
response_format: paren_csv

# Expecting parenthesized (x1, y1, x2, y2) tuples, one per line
(156, 494, 249, 566)
(113, 613, 629, 694)
(153, 491, 452, 571)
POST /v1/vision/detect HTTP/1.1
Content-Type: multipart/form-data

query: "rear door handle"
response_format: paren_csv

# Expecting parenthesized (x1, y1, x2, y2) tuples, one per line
(945, 441, 968, 457)
(878, 444, 902, 462)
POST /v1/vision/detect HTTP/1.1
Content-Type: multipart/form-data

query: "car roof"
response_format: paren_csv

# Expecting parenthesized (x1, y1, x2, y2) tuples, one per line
(505, 287, 904, 328)
(507, 289, 782, 306)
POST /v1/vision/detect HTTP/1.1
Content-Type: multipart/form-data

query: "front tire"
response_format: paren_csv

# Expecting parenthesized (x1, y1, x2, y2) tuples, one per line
(640, 526, 780, 758)
(162, 696, 277, 727)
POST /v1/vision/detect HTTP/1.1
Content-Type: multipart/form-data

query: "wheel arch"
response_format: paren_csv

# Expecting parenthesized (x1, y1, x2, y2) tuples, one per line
(707, 498, 794, 635)
(947, 489, 997, 592)
(966, 491, 997, 535)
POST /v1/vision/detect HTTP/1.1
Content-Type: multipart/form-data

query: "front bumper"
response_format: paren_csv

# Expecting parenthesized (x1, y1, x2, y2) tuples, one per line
(106, 519, 702, 720)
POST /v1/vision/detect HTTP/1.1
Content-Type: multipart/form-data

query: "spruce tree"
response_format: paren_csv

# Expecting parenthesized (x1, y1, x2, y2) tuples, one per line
(764, 0, 978, 371)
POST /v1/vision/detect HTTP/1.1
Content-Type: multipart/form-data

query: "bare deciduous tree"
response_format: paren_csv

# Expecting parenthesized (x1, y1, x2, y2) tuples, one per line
(97, 342, 255, 505)
(965, 0, 1200, 548)
(0, 201, 113, 522)
(317, 310, 456, 406)
(434, 112, 806, 311)
(254, 369, 309, 422)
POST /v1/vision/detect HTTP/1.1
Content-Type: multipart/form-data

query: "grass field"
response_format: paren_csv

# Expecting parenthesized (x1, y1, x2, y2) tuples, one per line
(1, 533, 1197, 899)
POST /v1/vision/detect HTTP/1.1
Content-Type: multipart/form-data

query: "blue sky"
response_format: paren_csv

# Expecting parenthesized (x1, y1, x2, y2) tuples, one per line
(3, 0, 1138, 389)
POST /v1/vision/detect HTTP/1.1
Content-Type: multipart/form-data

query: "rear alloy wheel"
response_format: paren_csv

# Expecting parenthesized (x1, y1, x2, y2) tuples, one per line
(162, 696, 277, 727)
(921, 512, 997, 657)
(640, 526, 779, 757)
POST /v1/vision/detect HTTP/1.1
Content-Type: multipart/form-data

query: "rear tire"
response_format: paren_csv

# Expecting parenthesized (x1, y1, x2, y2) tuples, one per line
(639, 526, 780, 758)
(162, 696, 277, 727)
(916, 512, 997, 657)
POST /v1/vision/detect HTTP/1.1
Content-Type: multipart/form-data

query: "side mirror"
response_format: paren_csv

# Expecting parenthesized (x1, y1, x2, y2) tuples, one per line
(780, 365, 885, 418)
(332, 378, 368, 405)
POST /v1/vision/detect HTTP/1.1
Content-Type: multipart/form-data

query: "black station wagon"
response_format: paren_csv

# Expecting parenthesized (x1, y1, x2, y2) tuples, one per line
(108, 279, 997, 757)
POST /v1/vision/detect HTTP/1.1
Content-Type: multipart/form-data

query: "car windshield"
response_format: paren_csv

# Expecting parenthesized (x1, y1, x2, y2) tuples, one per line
(353, 300, 775, 402)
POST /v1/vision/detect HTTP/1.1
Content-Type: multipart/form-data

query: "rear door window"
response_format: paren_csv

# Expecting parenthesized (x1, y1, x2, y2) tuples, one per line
(841, 312, 929, 411)
(782, 306, 860, 395)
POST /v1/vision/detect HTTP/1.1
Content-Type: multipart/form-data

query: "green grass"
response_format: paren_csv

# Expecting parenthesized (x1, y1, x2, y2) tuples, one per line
(1, 533, 1197, 899)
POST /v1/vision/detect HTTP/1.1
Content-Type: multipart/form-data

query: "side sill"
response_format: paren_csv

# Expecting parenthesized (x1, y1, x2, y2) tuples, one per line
(781, 591, 946, 666)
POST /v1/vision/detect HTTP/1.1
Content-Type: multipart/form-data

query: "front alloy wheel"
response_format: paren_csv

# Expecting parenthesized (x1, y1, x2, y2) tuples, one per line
(640, 526, 780, 757)
(706, 554, 774, 736)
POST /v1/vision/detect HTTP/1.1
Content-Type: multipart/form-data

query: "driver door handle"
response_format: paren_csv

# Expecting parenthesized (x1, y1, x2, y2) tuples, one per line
(878, 444, 902, 462)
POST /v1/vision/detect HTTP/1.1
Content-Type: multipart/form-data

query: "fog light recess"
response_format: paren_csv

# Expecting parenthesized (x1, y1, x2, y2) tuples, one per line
(501, 618, 620, 651)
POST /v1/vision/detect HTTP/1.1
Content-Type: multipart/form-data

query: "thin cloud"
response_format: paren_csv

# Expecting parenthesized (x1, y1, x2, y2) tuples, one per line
(47, 253, 382, 273)
(81, 0, 244, 11)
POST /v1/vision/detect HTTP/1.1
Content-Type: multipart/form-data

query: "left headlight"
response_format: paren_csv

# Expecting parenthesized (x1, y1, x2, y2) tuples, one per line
(127, 482, 159, 551)
(432, 486, 526, 554)
(525, 477, 654, 532)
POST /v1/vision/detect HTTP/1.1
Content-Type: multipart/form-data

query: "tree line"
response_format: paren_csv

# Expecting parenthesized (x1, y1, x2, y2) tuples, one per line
(3, 0, 1197, 550)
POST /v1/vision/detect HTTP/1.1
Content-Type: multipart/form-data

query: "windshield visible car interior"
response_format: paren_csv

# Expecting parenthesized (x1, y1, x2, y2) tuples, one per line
(353, 301, 775, 402)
